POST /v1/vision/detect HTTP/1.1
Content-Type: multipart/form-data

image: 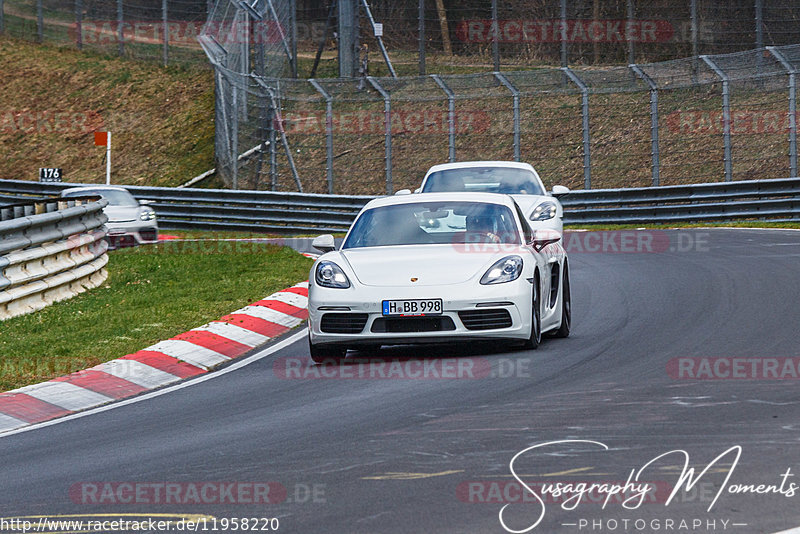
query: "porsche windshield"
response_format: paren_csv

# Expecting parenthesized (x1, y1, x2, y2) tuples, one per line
(343, 201, 521, 249)
(421, 167, 545, 196)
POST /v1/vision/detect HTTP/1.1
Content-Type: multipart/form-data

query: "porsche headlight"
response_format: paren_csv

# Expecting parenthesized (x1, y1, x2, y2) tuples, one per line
(139, 208, 157, 221)
(530, 201, 557, 221)
(315, 261, 351, 289)
(480, 255, 523, 285)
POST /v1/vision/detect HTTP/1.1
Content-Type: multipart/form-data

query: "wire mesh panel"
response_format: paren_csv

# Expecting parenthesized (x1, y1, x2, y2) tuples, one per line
(501, 69, 583, 189)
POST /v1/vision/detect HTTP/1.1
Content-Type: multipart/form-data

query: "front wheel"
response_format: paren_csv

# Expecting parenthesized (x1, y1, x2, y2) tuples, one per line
(521, 276, 542, 350)
(551, 262, 571, 338)
(309, 333, 346, 364)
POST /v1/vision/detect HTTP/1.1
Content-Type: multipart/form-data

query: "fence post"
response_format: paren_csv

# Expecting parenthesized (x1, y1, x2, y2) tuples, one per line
(768, 47, 798, 178)
(289, 0, 297, 78)
(310, 79, 335, 194)
(494, 72, 520, 163)
(231, 86, 239, 190)
(162, 0, 168, 66)
(36, 0, 43, 42)
(690, 0, 698, 81)
(0, 0, 4, 34)
(630, 64, 660, 186)
(430, 74, 456, 162)
(562, 67, 591, 189)
(253, 76, 304, 192)
(418, 0, 425, 75)
(117, 0, 124, 56)
(701, 55, 732, 182)
(338, 0, 357, 77)
(491, 0, 499, 72)
(559, 0, 567, 68)
(367, 76, 393, 195)
(626, 0, 634, 65)
(755, 0, 763, 74)
(75, 0, 82, 49)
(269, 104, 277, 190)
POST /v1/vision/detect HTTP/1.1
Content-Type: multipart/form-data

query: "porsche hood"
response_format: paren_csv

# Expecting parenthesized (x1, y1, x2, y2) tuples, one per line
(337, 245, 522, 287)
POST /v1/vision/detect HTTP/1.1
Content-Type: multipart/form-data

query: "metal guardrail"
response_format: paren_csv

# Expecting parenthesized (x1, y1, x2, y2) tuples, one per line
(0, 195, 109, 320)
(0, 178, 798, 233)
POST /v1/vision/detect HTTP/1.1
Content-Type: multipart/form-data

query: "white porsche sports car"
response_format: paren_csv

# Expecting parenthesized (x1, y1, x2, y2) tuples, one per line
(416, 161, 569, 234)
(307, 192, 571, 363)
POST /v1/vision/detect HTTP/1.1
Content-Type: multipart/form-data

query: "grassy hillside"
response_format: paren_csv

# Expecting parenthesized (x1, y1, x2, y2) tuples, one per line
(0, 36, 215, 187)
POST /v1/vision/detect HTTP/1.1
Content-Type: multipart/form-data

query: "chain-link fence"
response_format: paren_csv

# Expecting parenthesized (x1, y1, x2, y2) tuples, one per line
(297, 0, 800, 76)
(0, 0, 210, 64)
(4, 0, 800, 71)
(206, 44, 800, 194)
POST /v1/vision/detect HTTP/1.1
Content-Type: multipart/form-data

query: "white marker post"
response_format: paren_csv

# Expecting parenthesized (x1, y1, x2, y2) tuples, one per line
(106, 131, 111, 185)
(94, 131, 112, 184)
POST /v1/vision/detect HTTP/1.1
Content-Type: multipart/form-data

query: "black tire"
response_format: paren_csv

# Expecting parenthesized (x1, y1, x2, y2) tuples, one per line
(552, 262, 571, 338)
(308, 333, 346, 364)
(522, 274, 542, 350)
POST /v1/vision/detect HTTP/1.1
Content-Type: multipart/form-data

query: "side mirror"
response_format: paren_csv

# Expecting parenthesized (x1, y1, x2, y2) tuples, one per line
(139, 199, 153, 206)
(531, 230, 562, 252)
(551, 185, 570, 198)
(312, 234, 336, 253)
(395, 189, 412, 195)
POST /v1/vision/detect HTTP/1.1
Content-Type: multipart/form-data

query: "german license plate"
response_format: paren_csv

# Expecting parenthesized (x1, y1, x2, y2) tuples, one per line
(382, 299, 443, 316)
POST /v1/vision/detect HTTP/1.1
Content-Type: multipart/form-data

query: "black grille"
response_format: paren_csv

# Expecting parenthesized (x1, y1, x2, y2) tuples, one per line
(458, 309, 513, 330)
(139, 228, 158, 242)
(320, 313, 369, 334)
(371, 316, 456, 333)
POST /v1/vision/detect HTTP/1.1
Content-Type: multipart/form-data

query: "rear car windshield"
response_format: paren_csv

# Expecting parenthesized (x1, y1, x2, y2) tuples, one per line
(422, 167, 545, 196)
(62, 189, 138, 207)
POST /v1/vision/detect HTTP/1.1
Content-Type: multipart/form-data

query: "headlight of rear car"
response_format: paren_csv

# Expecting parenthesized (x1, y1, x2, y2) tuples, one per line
(480, 256, 523, 285)
(530, 201, 557, 221)
(315, 261, 351, 289)
(139, 208, 157, 221)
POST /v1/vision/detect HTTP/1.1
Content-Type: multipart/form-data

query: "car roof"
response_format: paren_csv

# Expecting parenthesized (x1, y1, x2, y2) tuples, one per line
(60, 185, 132, 195)
(362, 191, 518, 210)
(424, 161, 537, 176)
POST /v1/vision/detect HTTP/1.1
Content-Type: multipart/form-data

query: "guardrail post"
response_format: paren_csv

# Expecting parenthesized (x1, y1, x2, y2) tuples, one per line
(367, 76, 393, 195)
(630, 64, 661, 186)
(701, 55, 732, 182)
(768, 46, 798, 178)
(494, 72, 520, 163)
(562, 67, 592, 189)
(430, 74, 456, 163)
(310, 79, 335, 194)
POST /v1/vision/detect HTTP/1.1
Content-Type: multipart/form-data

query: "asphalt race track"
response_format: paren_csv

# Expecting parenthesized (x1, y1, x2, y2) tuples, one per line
(1, 229, 800, 534)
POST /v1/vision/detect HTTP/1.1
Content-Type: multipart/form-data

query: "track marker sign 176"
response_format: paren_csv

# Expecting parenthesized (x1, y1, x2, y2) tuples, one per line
(39, 167, 63, 182)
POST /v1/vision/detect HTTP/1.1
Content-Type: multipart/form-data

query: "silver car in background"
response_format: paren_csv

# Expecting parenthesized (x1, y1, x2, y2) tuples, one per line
(60, 186, 158, 249)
